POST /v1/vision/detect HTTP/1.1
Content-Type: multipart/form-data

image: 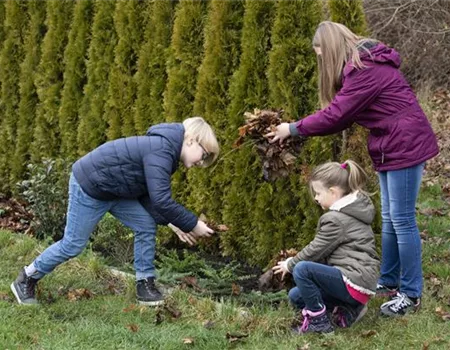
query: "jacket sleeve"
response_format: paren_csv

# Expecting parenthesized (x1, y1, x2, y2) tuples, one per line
(291, 66, 381, 136)
(142, 143, 198, 233)
(287, 214, 344, 272)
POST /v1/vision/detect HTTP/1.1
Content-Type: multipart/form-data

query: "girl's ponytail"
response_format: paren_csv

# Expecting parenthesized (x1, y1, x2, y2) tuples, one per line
(309, 159, 368, 197)
(341, 160, 368, 194)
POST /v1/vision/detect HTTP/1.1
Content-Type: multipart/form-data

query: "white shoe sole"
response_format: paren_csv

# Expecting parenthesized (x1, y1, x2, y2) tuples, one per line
(137, 299, 165, 306)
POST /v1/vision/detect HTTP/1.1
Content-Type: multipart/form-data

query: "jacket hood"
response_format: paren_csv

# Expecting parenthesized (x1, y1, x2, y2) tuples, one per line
(361, 42, 401, 68)
(330, 192, 375, 225)
(146, 123, 185, 163)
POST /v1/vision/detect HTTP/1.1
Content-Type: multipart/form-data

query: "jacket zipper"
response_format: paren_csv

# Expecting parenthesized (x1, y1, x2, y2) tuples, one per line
(379, 137, 385, 164)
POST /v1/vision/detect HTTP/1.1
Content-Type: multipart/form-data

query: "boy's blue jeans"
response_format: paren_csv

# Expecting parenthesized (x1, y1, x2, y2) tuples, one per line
(289, 261, 361, 312)
(33, 173, 157, 280)
(378, 163, 425, 298)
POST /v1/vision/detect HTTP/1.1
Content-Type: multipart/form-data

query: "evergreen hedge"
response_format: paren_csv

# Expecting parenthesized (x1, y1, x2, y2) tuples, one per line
(0, 0, 376, 266)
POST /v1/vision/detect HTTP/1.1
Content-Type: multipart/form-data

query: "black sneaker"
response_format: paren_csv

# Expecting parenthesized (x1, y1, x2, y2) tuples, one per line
(292, 307, 334, 335)
(10, 268, 39, 305)
(380, 292, 420, 317)
(331, 304, 368, 328)
(136, 277, 164, 306)
(376, 283, 398, 298)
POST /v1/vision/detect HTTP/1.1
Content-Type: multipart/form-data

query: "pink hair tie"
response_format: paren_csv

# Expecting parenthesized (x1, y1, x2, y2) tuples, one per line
(340, 163, 348, 169)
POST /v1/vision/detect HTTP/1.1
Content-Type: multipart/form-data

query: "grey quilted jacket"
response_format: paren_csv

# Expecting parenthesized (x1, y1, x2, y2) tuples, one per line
(287, 192, 380, 294)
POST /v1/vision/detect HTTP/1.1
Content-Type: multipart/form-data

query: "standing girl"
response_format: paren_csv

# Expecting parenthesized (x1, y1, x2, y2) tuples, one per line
(273, 160, 379, 335)
(267, 21, 439, 317)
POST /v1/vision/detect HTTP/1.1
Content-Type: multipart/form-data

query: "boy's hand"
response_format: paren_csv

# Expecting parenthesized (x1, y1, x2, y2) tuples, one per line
(264, 123, 291, 145)
(192, 220, 214, 238)
(168, 223, 197, 246)
(272, 259, 291, 280)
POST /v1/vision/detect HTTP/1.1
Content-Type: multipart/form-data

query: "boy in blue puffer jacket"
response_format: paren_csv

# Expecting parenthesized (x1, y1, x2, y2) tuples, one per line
(11, 117, 219, 306)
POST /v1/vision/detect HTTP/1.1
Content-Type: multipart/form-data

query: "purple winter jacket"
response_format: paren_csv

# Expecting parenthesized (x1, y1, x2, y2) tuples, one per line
(290, 43, 439, 171)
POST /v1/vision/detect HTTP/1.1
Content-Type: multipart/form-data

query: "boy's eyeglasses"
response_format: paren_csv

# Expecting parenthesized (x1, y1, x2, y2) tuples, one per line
(199, 143, 210, 162)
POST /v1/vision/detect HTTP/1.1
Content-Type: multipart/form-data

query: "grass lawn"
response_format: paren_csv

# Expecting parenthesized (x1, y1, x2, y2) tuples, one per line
(1, 184, 449, 350)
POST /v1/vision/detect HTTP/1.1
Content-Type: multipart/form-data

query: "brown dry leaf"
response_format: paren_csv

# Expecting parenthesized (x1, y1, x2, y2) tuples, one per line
(435, 307, 450, 321)
(226, 332, 248, 343)
(67, 288, 93, 302)
(164, 304, 182, 319)
(231, 283, 241, 296)
(182, 338, 194, 345)
(123, 304, 137, 313)
(297, 343, 310, 350)
(126, 324, 139, 333)
(0, 292, 12, 302)
(216, 224, 229, 232)
(361, 330, 377, 338)
(178, 276, 203, 292)
(422, 342, 429, 350)
(321, 340, 336, 348)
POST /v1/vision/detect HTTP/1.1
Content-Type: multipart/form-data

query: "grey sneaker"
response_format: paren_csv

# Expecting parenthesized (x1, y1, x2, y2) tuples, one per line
(331, 304, 368, 328)
(292, 307, 334, 335)
(11, 268, 39, 305)
(376, 283, 398, 298)
(380, 292, 420, 317)
(136, 277, 164, 306)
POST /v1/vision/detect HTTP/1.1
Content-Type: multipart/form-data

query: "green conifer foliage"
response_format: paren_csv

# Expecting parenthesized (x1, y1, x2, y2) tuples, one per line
(59, 0, 94, 161)
(11, 1, 46, 189)
(105, 0, 148, 140)
(77, 0, 117, 155)
(240, 0, 324, 265)
(134, 1, 177, 134)
(31, 0, 74, 162)
(188, 0, 245, 219)
(0, 0, 28, 193)
(164, 0, 207, 123)
(328, 0, 367, 35)
(221, 0, 276, 260)
(0, 2, 6, 46)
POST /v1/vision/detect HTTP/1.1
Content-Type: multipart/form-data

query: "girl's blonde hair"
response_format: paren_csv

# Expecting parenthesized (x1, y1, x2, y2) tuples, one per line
(183, 116, 219, 167)
(312, 21, 378, 108)
(309, 160, 368, 197)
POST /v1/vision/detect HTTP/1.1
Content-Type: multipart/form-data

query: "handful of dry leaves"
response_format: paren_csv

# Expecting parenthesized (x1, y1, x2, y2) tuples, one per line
(258, 248, 298, 292)
(234, 109, 305, 181)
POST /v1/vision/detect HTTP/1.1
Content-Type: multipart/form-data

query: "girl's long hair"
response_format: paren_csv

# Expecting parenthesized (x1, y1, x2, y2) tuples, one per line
(312, 21, 378, 108)
(309, 160, 368, 197)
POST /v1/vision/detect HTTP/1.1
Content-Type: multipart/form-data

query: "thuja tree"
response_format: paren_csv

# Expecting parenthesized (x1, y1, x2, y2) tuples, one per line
(134, 1, 177, 134)
(59, 0, 94, 161)
(31, 0, 74, 161)
(162, 0, 207, 209)
(220, 0, 276, 260)
(0, 0, 27, 193)
(77, 0, 117, 155)
(164, 0, 207, 123)
(328, 0, 367, 34)
(105, 0, 148, 140)
(11, 1, 46, 189)
(244, 0, 323, 266)
(188, 0, 245, 220)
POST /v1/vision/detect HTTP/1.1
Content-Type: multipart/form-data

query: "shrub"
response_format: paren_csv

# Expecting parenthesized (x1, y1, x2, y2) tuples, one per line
(18, 159, 70, 241)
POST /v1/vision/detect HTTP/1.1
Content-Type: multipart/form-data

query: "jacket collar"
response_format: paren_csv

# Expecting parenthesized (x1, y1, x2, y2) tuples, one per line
(330, 191, 359, 211)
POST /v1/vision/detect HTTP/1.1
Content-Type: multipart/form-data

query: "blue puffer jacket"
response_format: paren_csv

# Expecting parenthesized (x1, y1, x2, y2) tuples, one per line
(72, 123, 197, 232)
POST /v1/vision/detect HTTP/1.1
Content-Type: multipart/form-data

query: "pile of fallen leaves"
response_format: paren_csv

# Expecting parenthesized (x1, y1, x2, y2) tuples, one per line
(234, 109, 305, 181)
(0, 195, 33, 233)
(258, 248, 298, 293)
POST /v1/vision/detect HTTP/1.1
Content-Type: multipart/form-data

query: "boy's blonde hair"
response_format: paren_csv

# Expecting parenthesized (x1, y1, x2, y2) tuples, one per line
(309, 160, 368, 197)
(183, 116, 219, 167)
(312, 21, 378, 108)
